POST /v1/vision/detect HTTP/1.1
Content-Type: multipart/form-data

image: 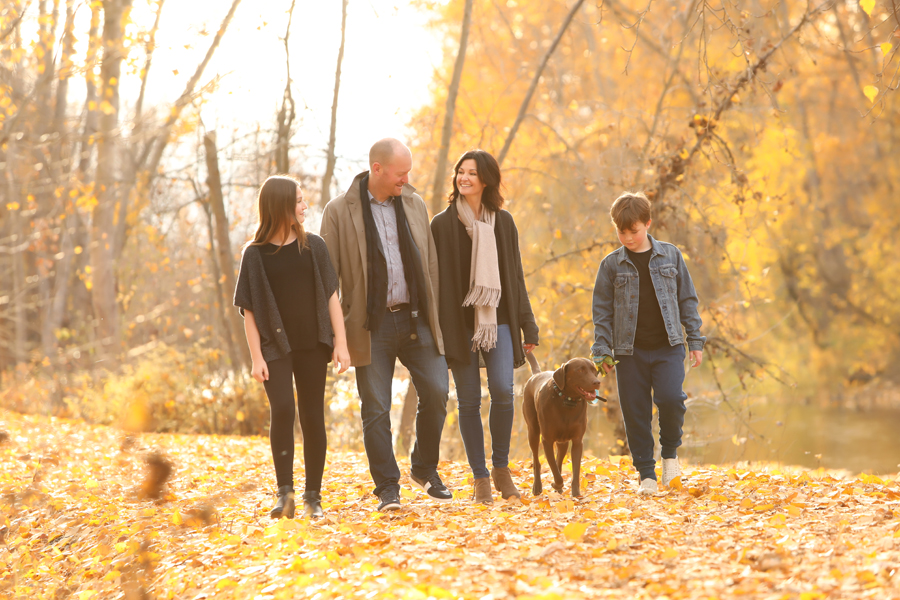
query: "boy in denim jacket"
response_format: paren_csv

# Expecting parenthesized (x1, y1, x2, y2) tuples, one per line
(591, 192, 705, 495)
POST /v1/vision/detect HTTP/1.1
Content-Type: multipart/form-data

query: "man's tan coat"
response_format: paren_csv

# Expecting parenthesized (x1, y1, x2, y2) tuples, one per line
(320, 171, 444, 367)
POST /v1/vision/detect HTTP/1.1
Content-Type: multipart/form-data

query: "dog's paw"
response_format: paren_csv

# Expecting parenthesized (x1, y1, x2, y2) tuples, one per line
(532, 483, 542, 496)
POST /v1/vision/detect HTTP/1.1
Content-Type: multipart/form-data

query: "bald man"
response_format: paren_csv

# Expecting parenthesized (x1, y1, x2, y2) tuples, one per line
(320, 139, 452, 511)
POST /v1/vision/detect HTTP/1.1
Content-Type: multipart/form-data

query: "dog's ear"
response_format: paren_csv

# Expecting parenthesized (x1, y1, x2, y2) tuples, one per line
(552, 362, 568, 391)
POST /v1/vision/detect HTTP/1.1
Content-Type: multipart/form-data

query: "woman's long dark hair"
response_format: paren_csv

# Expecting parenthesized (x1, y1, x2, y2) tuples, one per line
(447, 149, 504, 212)
(247, 175, 307, 250)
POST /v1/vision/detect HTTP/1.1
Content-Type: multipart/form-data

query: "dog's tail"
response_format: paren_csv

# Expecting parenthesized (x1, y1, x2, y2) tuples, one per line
(525, 351, 540, 375)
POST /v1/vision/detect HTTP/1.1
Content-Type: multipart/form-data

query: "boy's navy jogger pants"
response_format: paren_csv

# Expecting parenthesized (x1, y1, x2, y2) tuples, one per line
(615, 344, 687, 481)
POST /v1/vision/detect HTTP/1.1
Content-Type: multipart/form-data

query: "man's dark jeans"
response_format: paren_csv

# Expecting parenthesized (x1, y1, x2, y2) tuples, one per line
(355, 307, 449, 497)
(615, 344, 687, 481)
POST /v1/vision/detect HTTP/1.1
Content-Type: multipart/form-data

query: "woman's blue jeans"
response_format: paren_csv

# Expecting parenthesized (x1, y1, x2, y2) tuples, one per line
(450, 324, 515, 479)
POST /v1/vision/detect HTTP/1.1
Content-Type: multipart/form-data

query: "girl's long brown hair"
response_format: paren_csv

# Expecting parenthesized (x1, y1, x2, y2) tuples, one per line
(247, 175, 307, 250)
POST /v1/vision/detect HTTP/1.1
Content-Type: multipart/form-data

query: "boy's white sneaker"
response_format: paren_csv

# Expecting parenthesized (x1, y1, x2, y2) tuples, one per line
(638, 478, 658, 495)
(662, 458, 682, 486)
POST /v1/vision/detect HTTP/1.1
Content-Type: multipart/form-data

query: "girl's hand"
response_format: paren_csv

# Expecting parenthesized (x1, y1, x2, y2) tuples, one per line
(333, 344, 351, 374)
(251, 359, 269, 382)
(690, 350, 703, 368)
(524, 343, 536, 354)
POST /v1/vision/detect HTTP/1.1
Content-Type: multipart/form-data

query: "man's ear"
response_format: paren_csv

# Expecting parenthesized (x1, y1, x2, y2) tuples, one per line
(552, 362, 568, 391)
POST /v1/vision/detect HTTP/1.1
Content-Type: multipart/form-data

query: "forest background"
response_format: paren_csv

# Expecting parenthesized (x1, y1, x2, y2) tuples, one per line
(2, 0, 899, 473)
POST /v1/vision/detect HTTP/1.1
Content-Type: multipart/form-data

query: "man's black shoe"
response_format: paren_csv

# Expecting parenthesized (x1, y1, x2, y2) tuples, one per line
(376, 489, 401, 512)
(410, 473, 453, 502)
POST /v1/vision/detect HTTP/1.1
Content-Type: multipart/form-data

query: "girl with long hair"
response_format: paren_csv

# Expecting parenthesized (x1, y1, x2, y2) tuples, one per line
(234, 175, 350, 519)
(430, 150, 539, 503)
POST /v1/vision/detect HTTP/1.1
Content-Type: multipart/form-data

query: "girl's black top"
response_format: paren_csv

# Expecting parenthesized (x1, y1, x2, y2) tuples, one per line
(261, 242, 318, 350)
(456, 218, 510, 330)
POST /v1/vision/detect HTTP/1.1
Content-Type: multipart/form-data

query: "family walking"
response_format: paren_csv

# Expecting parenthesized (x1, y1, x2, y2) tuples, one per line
(233, 137, 705, 519)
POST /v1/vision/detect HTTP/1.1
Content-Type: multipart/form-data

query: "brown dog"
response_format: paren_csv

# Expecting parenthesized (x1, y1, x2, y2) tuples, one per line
(522, 353, 604, 497)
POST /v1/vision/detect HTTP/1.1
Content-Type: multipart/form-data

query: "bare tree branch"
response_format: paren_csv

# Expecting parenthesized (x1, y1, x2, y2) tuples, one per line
(497, 0, 586, 167)
(321, 0, 347, 204)
(428, 0, 473, 215)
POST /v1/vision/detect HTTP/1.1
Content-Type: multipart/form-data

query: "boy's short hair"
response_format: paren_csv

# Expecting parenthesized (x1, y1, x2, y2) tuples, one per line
(610, 191, 652, 231)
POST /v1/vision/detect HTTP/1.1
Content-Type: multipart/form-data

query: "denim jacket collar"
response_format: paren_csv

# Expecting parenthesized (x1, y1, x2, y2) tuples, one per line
(615, 234, 665, 265)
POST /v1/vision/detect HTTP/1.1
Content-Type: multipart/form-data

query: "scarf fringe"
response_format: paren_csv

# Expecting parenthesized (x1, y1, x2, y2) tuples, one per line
(462, 285, 501, 308)
(470, 322, 498, 352)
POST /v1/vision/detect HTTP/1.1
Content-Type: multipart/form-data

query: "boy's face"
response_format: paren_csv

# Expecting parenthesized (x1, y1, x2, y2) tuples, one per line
(616, 219, 652, 252)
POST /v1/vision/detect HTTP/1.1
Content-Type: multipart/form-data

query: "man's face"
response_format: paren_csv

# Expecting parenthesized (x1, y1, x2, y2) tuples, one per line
(374, 151, 412, 197)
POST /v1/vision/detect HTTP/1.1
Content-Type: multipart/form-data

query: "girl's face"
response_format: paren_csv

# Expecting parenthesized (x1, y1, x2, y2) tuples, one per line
(295, 186, 308, 224)
(456, 159, 485, 200)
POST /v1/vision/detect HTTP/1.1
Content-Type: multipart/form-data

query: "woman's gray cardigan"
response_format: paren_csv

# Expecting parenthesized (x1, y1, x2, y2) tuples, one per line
(233, 233, 339, 363)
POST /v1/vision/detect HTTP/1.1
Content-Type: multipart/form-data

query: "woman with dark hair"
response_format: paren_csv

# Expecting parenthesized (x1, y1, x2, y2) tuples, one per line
(430, 149, 539, 503)
(234, 175, 350, 519)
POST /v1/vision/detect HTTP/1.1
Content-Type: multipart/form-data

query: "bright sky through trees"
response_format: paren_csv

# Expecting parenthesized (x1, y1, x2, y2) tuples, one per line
(79, 0, 441, 189)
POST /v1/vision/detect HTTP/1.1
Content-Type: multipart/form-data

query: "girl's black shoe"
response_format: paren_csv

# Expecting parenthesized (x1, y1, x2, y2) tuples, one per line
(270, 485, 295, 519)
(302, 490, 323, 519)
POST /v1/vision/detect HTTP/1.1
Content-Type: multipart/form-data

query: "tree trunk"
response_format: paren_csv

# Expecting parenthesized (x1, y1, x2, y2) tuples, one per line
(200, 200, 241, 370)
(274, 0, 296, 174)
(321, 0, 348, 205)
(34, 0, 59, 131)
(6, 144, 26, 368)
(203, 131, 251, 370)
(428, 0, 473, 215)
(396, 382, 418, 457)
(90, 0, 134, 366)
(496, 0, 585, 167)
(78, 2, 101, 175)
(42, 0, 77, 358)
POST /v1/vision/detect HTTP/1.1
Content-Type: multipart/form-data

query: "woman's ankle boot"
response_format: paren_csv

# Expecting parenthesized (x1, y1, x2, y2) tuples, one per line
(491, 466, 521, 500)
(302, 490, 323, 519)
(473, 477, 494, 504)
(270, 485, 295, 519)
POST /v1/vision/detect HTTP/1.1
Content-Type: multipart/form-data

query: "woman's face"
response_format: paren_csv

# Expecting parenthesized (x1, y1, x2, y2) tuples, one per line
(295, 186, 308, 224)
(456, 159, 485, 200)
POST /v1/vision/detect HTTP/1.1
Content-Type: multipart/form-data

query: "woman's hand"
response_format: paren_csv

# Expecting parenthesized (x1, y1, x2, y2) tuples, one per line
(333, 343, 351, 374)
(251, 359, 269, 383)
(523, 343, 536, 354)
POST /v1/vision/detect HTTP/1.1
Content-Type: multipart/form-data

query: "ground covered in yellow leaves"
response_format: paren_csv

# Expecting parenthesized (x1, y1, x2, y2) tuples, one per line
(2, 409, 899, 600)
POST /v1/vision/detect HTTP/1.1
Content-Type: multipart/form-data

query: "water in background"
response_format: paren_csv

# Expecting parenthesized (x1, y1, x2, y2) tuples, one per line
(508, 398, 900, 476)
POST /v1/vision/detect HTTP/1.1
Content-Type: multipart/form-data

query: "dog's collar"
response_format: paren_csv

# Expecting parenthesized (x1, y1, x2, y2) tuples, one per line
(552, 381, 581, 407)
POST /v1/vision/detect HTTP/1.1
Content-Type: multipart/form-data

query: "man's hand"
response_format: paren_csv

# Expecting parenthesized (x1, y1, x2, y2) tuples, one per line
(524, 343, 536, 354)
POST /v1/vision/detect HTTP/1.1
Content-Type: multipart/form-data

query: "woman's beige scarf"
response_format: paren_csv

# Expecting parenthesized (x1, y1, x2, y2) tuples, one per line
(457, 199, 501, 351)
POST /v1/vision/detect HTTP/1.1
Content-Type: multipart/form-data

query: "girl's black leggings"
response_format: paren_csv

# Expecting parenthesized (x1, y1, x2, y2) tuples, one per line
(262, 346, 329, 492)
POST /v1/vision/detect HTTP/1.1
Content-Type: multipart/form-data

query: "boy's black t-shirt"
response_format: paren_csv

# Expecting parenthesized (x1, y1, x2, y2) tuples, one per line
(261, 241, 318, 350)
(457, 218, 509, 330)
(626, 247, 670, 350)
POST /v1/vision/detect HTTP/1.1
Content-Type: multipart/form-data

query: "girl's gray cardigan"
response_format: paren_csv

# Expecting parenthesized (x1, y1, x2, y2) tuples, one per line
(233, 234, 339, 363)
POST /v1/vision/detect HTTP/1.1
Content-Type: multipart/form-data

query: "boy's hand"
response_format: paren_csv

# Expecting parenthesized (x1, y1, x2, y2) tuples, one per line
(592, 354, 619, 377)
(690, 350, 703, 368)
